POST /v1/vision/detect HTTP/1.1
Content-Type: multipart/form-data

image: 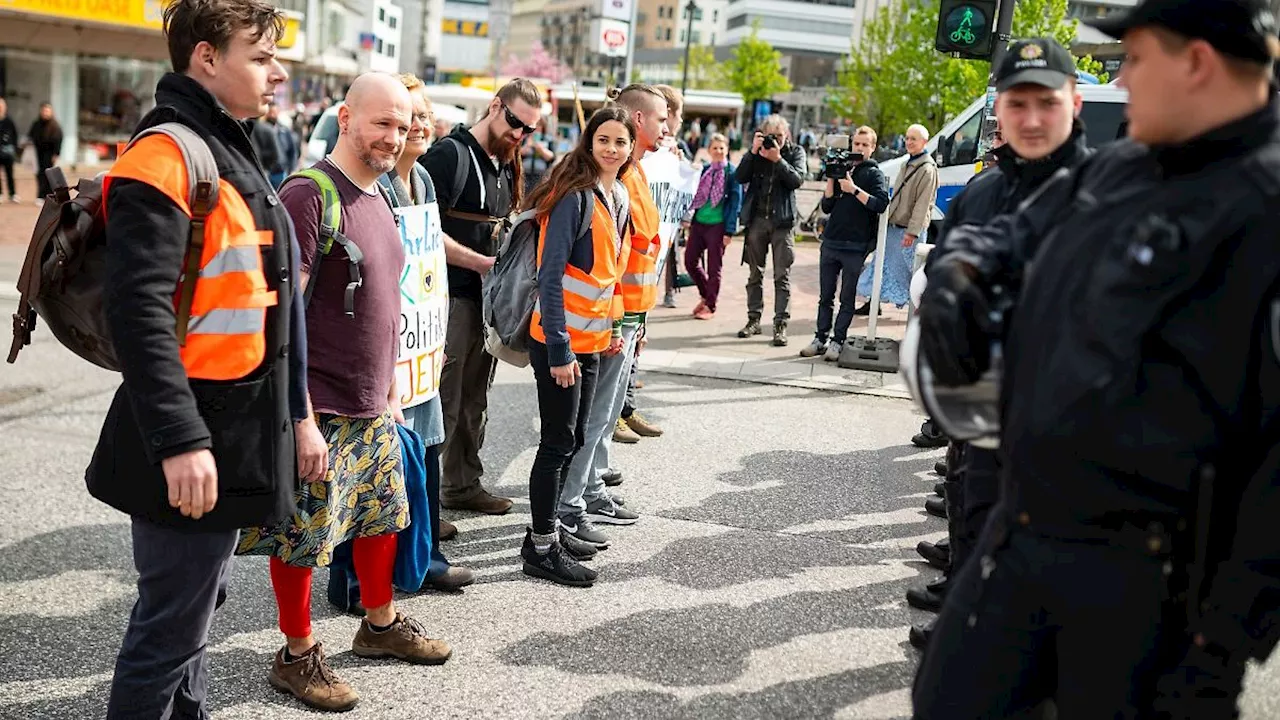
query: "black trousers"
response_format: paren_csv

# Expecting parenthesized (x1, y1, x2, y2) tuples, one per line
(944, 443, 1002, 576)
(0, 158, 15, 198)
(107, 519, 237, 720)
(528, 340, 599, 534)
(913, 512, 1242, 720)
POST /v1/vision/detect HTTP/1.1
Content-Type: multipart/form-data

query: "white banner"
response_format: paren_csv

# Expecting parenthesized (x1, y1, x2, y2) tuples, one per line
(640, 148, 701, 281)
(394, 202, 449, 409)
(598, 0, 634, 21)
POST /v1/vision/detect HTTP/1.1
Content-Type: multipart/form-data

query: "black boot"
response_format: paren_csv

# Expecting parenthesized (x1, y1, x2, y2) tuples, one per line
(916, 539, 950, 572)
(912, 419, 949, 448)
(909, 621, 934, 651)
(924, 497, 948, 519)
(521, 530, 597, 587)
(933, 482, 945, 498)
(934, 460, 948, 476)
(906, 577, 950, 612)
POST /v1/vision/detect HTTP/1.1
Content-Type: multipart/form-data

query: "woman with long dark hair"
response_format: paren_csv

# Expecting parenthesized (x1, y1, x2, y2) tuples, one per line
(27, 102, 63, 204)
(519, 107, 635, 587)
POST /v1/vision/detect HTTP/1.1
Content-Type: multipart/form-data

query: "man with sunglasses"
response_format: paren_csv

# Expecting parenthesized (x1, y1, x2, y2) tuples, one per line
(423, 78, 542, 517)
(907, 38, 1091, 652)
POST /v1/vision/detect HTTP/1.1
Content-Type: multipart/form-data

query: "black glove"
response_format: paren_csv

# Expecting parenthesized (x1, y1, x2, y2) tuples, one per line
(918, 258, 993, 387)
(1151, 637, 1246, 719)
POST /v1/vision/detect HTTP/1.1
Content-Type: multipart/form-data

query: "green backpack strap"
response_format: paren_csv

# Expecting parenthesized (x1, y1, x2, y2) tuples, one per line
(287, 167, 364, 317)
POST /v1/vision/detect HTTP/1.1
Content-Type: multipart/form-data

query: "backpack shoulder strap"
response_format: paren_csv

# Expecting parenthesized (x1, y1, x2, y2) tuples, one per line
(444, 136, 471, 206)
(126, 122, 221, 346)
(289, 167, 344, 255)
(579, 189, 596, 242)
(287, 167, 364, 317)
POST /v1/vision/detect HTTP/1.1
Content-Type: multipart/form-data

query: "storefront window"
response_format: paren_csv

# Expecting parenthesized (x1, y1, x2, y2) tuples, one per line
(78, 55, 164, 161)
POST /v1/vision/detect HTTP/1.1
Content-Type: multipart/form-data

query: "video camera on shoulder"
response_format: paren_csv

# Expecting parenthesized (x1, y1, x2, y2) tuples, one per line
(820, 134, 864, 180)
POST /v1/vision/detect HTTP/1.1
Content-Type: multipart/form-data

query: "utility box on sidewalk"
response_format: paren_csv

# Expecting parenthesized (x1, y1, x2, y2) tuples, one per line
(838, 337, 900, 372)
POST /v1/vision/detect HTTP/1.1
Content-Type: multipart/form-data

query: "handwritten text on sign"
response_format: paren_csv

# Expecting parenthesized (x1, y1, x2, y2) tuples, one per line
(394, 202, 448, 409)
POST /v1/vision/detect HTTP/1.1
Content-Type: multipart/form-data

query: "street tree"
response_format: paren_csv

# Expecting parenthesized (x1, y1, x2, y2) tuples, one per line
(828, 0, 1108, 132)
(723, 22, 792, 108)
(676, 45, 727, 91)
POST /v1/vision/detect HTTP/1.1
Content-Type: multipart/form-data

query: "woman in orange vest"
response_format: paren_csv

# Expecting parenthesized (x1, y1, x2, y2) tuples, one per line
(519, 107, 635, 587)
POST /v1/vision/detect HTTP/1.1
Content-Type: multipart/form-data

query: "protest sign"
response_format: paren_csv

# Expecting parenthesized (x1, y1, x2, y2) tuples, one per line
(394, 202, 448, 408)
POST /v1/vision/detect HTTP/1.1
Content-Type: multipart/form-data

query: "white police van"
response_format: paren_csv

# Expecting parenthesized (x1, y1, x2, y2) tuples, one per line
(880, 80, 1129, 225)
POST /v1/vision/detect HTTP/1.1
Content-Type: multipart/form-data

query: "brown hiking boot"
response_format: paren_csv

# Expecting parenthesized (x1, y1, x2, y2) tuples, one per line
(612, 418, 641, 444)
(625, 412, 664, 437)
(441, 489, 513, 515)
(268, 643, 359, 713)
(438, 518, 458, 540)
(352, 613, 452, 665)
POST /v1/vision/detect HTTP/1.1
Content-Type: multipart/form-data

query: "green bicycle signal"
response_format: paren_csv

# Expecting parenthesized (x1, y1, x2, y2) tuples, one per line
(936, 0, 993, 57)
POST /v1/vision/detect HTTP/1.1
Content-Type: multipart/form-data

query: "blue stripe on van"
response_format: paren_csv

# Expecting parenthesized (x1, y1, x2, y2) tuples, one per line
(936, 184, 963, 214)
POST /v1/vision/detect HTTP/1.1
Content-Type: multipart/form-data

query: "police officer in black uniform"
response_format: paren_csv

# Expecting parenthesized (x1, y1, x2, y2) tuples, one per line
(906, 37, 1095, 651)
(912, 0, 1280, 715)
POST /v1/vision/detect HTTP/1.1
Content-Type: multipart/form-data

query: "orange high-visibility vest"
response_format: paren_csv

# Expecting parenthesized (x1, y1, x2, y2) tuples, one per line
(619, 163, 660, 313)
(530, 190, 629, 354)
(104, 135, 278, 381)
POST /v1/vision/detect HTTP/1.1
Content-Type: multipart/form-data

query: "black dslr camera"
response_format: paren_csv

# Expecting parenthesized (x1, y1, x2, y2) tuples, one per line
(761, 133, 780, 150)
(821, 134, 863, 180)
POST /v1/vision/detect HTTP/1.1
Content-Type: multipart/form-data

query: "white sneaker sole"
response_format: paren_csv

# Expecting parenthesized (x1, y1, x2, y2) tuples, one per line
(586, 511, 639, 526)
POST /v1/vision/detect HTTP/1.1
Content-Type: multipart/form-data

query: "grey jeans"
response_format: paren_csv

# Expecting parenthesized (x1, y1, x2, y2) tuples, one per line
(107, 519, 237, 720)
(558, 324, 639, 517)
(744, 216, 796, 324)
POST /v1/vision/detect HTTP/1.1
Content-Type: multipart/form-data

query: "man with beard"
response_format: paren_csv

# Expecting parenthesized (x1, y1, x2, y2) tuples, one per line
(423, 78, 541, 517)
(906, 38, 1091, 652)
(239, 72, 451, 712)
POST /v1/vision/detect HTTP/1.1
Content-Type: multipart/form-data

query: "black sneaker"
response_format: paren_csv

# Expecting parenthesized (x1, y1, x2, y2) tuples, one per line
(738, 320, 762, 338)
(853, 302, 871, 316)
(558, 528, 599, 560)
(559, 513, 611, 548)
(603, 468, 624, 487)
(521, 531, 597, 587)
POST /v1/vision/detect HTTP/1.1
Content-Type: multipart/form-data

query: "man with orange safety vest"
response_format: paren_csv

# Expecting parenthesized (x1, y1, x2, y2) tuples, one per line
(555, 84, 669, 549)
(86, 2, 307, 717)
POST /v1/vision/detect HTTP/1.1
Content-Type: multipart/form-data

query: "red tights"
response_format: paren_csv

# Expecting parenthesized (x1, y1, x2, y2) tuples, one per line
(269, 533, 397, 638)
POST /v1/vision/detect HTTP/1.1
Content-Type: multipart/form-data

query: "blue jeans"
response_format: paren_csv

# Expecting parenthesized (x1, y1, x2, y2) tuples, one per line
(327, 443, 449, 609)
(815, 246, 866, 345)
(107, 519, 237, 720)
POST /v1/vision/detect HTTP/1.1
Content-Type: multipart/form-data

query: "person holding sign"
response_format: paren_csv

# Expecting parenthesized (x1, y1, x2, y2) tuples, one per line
(520, 107, 636, 587)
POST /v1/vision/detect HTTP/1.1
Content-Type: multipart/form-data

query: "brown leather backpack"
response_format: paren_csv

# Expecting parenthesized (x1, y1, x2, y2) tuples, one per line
(8, 123, 219, 370)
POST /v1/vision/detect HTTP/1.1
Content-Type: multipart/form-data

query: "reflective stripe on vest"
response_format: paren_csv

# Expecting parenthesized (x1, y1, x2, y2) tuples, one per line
(619, 164, 661, 313)
(530, 191, 629, 354)
(105, 134, 277, 381)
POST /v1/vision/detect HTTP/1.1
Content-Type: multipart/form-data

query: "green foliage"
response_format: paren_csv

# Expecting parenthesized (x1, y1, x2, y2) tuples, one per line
(723, 22, 792, 107)
(676, 45, 728, 90)
(827, 0, 1109, 132)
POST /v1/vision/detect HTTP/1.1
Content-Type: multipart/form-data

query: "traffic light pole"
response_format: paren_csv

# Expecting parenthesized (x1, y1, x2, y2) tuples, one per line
(976, 0, 1017, 159)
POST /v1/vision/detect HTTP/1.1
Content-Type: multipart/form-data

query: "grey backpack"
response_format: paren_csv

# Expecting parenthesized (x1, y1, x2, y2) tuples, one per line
(483, 190, 593, 367)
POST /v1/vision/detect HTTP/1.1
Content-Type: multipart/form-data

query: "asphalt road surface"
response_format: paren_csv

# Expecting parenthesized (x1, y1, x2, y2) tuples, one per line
(2, 332, 1279, 719)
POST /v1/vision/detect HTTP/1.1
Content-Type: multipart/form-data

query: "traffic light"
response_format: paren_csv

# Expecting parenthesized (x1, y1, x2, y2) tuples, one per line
(935, 0, 998, 60)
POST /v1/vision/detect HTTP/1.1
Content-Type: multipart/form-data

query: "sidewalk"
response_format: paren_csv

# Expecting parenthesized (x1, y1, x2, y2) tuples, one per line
(643, 241, 911, 399)
(0, 165, 913, 400)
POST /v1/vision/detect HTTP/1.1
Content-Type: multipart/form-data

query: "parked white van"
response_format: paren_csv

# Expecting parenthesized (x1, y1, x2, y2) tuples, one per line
(879, 81, 1128, 225)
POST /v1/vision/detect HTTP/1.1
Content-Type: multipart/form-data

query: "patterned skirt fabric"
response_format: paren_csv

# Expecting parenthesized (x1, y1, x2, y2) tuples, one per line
(237, 411, 409, 567)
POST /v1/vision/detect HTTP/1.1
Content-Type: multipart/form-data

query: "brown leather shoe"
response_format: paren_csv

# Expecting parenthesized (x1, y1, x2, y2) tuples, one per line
(613, 418, 641, 444)
(421, 566, 475, 592)
(441, 489, 513, 515)
(625, 412, 664, 437)
(268, 643, 359, 712)
(438, 519, 458, 541)
(352, 613, 452, 665)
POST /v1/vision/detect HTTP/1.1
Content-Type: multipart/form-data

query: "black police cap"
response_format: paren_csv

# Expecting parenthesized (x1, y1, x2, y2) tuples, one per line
(995, 38, 1077, 92)
(1089, 0, 1280, 64)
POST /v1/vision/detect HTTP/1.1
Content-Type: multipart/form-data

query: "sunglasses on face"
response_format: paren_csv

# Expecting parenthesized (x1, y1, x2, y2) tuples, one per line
(502, 104, 536, 135)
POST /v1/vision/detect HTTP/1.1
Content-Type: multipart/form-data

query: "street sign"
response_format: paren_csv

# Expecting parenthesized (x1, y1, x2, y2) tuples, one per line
(598, 0, 634, 22)
(592, 18, 630, 57)
(934, 0, 997, 60)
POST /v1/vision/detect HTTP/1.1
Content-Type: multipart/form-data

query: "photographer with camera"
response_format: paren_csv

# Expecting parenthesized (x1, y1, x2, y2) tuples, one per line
(800, 126, 889, 361)
(735, 114, 807, 346)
